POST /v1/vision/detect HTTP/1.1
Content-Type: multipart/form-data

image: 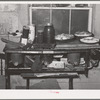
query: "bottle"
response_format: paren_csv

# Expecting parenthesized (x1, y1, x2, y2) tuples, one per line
(43, 23, 55, 44)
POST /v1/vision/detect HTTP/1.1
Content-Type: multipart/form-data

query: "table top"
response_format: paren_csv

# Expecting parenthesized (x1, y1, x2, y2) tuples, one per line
(5, 39, 100, 54)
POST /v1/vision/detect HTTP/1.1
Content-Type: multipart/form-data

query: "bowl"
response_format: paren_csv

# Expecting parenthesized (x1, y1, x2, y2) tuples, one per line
(55, 33, 74, 41)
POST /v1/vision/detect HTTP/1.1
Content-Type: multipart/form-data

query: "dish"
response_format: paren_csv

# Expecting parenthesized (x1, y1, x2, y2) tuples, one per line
(75, 31, 92, 37)
(55, 33, 74, 41)
(80, 37, 99, 44)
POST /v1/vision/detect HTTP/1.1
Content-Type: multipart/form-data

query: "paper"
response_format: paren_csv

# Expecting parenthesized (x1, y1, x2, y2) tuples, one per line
(21, 38, 27, 45)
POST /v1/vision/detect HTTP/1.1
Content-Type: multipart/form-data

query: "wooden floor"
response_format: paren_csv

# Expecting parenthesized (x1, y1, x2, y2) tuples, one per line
(1, 61, 100, 89)
(58, 68, 100, 89)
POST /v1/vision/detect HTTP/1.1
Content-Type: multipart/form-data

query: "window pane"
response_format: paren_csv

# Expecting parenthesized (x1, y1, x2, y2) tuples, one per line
(71, 10, 89, 34)
(32, 9, 50, 32)
(52, 9, 69, 35)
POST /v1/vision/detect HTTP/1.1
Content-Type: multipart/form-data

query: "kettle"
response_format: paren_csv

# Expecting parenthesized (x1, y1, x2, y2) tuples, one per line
(43, 23, 55, 44)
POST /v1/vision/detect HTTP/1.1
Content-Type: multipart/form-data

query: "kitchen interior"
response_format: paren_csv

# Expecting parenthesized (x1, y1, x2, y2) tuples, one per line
(0, 3, 100, 89)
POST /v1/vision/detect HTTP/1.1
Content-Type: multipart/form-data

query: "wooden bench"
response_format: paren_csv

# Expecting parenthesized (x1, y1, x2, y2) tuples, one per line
(21, 72, 79, 89)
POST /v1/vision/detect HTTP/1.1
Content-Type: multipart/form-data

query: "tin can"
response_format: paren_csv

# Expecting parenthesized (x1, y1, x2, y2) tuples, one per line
(22, 26, 29, 38)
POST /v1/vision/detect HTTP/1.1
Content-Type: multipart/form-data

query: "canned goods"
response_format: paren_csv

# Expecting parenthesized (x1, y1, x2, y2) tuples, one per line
(22, 26, 29, 38)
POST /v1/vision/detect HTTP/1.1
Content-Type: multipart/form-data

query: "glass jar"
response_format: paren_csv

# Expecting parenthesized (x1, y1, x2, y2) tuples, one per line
(43, 23, 55, 44)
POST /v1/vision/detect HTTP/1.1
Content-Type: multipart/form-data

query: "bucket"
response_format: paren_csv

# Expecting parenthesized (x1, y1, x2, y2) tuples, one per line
(67, 53, 80, 66)
(4, 43, 24, 66)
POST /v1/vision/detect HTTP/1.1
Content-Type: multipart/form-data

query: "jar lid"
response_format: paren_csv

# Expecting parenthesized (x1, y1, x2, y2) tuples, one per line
(46, 23, 52, 26)
(23, 26, 29, 30)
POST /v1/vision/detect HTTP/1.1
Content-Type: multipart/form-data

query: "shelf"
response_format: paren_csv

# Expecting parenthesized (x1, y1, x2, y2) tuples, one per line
(7, 64, 86, 73)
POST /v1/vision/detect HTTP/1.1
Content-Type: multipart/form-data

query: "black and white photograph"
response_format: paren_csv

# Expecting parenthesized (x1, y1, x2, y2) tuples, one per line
(1, 0, 100, 99)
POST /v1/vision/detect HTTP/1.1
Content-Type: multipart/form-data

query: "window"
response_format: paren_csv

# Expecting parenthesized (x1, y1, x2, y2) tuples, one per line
(29, 4, 92, 35)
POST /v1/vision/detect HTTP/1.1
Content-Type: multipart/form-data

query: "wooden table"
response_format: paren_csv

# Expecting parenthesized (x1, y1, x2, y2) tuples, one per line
(5, 40, 100, 89)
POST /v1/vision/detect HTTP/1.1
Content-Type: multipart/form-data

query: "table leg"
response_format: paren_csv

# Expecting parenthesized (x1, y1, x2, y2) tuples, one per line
(84, 51, 90, 77)
(1, 59, 3, 75)
(85, 69, 88, 77)
(6, 74, 10, 89)
(69, 78, 73, 89)
(26, 79, 30, 89)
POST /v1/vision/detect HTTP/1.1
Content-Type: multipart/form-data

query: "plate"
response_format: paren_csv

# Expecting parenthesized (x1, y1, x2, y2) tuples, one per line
(55, 33, 74, 41)
(80, 37, 99, 44)
(75, 31, 92, 37)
